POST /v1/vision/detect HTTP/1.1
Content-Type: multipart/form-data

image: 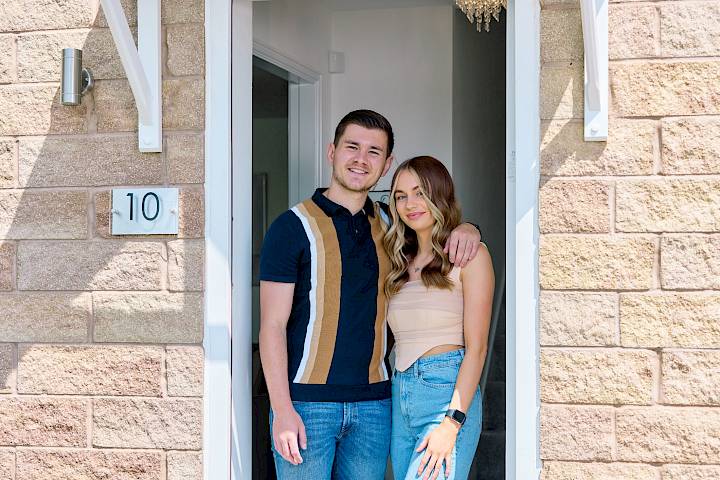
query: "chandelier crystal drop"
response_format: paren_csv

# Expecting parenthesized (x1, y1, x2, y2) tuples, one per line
(455, 0, 507, 32)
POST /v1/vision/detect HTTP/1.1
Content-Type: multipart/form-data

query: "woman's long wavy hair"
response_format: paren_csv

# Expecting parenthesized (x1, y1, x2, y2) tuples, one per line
(383, 156, 461, 298)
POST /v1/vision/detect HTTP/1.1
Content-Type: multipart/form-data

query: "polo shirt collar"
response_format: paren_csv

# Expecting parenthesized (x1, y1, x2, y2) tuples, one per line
(312, 188, 375, 218)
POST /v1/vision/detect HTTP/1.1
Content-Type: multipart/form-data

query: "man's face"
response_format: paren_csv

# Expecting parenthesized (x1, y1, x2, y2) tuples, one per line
(328, 124, 394, 193)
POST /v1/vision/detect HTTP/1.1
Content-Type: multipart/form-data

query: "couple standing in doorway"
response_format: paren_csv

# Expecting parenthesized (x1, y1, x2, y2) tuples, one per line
(259, 110, 495, 480)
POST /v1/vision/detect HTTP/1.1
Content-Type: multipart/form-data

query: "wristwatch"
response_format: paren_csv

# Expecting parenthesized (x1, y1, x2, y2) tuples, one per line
(445, 409, 466, 427)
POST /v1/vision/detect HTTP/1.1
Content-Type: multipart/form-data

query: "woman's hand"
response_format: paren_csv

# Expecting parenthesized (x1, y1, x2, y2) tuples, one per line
(416, 418, 460, 479)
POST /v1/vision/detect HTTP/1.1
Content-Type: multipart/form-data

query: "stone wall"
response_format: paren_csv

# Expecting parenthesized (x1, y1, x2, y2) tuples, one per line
(539, 0, 720, 478)
(0, 1, 205, 479)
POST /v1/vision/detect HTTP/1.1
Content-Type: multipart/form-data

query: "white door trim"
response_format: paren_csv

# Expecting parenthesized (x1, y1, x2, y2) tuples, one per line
(505, 0, 542, 478)
(204, 0, 542, 478)
(252, 43, 323, 205)
(203, 0, 234, 479)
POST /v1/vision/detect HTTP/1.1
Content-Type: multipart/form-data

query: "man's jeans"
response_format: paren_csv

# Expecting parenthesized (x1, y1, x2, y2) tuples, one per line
(270, 398, 391, 480)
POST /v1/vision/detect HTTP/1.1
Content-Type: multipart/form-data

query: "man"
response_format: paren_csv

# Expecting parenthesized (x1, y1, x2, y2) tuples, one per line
(259, 110, 481, 479)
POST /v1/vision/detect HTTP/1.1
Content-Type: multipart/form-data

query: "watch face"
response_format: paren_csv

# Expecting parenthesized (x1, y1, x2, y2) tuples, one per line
(447, 409, 466, 425)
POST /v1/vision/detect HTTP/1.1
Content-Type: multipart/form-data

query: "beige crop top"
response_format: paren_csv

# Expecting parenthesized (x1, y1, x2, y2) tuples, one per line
(387, 266, 464, 372)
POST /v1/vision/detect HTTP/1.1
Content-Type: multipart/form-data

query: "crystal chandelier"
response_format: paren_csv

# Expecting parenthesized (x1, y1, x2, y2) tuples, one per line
(456, 0, 507, 32)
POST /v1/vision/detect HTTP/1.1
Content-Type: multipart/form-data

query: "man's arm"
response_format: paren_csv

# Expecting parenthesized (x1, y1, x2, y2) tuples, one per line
(259, 280, 306, 465)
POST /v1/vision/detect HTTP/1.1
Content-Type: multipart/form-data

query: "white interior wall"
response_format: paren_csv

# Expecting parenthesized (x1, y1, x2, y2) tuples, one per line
(330, 6, 454, 190)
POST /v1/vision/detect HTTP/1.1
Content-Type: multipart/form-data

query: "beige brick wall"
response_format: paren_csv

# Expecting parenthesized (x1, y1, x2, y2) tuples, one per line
(540, 0, 720, 477)
(0, 0, 205, 478)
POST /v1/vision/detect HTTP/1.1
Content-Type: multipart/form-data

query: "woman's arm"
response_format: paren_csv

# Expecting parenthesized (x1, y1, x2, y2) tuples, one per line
(415, 245, 495, 479)
(451, 242, 494, 413)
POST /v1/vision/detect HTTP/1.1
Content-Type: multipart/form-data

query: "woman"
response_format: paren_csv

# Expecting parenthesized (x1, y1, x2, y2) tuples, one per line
(384, 156, 494, 480)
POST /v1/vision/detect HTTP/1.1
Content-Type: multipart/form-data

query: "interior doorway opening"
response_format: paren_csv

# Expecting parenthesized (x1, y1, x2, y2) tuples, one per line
(246, 2, 506, 478)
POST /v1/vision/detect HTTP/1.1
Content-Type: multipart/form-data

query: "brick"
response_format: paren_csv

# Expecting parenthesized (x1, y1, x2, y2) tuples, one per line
(83, 28, 132, 79)
(17, 345, 162, 396)
(541, 119, 656, 176)
(177, 189, 204, 238)
(611, 61, 720, 117)
(17, 241, 164, 291)
(17, 30, 86, 83)
(16, 449, 162, 480)
(541, 462, 658, 480)
(163, 0, 205, 24)
(541, 63, 583, 120)
(167, 134, 204, 184)
(167, 451, 202, 480)
(541, 348, 655, 404)
(163, 79, 205, 130)
(609, 5, 657, 60)
(661, 235, 720, 290)
(540, 236, 655, 290)
(0, 450, 13, 480)
(541, 405, 613, 461)
(661, 4, 720, 57)
(0, 139, 16, 188)
(94, 292, 203, 343)
(541, 9, 582, 63)
(0, 243, 13, 291)
(0, 293, 89, 342)
(167, 24, 204, 76)
(540, 292, 617, 346)
(621, 293, 720, 349)
(616, 407, 720, 463)
(19, 136, 162, 187)
(167, 346, 203, 397)
(93, 80, 136, 132)
(540, 180, 610, 233)
(663, 350, 720, 406)
(0, 190, 87, 240)
(662, 465, 720, 480)
(616, 179, 720, 233)
(0, 35, 15, 84)
(93, 398, 202, 449)
(0, 345, 13, 394)
(0, 85, 87, 136)
(0, 398, 86, 447)
(0, 0, 96, 32)
(662, 117, 720, 175)
(168, 240, 203, 291)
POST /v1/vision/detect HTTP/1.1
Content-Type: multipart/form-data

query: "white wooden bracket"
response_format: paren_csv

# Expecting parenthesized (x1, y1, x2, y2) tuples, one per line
(100, 0, 162, 152)
(580, 0, 608, 142)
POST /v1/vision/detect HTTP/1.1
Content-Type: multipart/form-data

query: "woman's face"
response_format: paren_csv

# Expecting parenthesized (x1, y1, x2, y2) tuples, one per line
(393, 169, 435, 233)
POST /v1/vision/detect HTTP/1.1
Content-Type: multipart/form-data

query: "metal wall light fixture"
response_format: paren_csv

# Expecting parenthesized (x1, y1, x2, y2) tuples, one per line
(61, 48, 94, 106)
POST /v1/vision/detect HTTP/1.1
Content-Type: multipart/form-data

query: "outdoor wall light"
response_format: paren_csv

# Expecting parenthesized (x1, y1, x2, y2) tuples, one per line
(61, 48, 94, 106)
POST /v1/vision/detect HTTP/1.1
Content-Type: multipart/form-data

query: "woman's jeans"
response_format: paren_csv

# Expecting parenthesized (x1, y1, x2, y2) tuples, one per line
(270, 398, 391, 479)
(391, 349, 481, 480)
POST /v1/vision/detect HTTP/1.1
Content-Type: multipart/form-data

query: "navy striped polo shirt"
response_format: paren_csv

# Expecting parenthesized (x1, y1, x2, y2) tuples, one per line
(259, 189, 392, 402)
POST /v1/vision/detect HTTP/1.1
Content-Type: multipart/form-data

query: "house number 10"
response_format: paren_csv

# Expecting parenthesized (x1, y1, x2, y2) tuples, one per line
(111, 188, 179, 235)
(127, 192, 160, 221)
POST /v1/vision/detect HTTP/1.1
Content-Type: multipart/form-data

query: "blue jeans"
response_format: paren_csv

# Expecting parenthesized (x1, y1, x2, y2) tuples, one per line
(391, 349, 481, 480)
(270, 399, 391, 479)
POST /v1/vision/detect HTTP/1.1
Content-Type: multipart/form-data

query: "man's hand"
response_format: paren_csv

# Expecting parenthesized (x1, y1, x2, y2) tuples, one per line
(444, 223, 482, 267)
(272, 407, 307, 465)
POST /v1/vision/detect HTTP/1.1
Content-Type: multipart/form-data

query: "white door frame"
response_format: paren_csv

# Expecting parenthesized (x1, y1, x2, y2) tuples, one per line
(204, 1, 541, 479)
(252, 41, 323, 205)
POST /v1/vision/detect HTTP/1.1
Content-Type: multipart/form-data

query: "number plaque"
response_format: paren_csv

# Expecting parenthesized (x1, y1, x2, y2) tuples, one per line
(111, 188, 179, 235)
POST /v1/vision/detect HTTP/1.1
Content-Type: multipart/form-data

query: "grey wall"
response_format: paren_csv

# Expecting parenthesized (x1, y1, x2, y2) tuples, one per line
(452, 9, 506, 285)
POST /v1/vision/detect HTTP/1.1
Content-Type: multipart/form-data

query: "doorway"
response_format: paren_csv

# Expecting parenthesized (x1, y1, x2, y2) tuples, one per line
(218, 0, 539, 478)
